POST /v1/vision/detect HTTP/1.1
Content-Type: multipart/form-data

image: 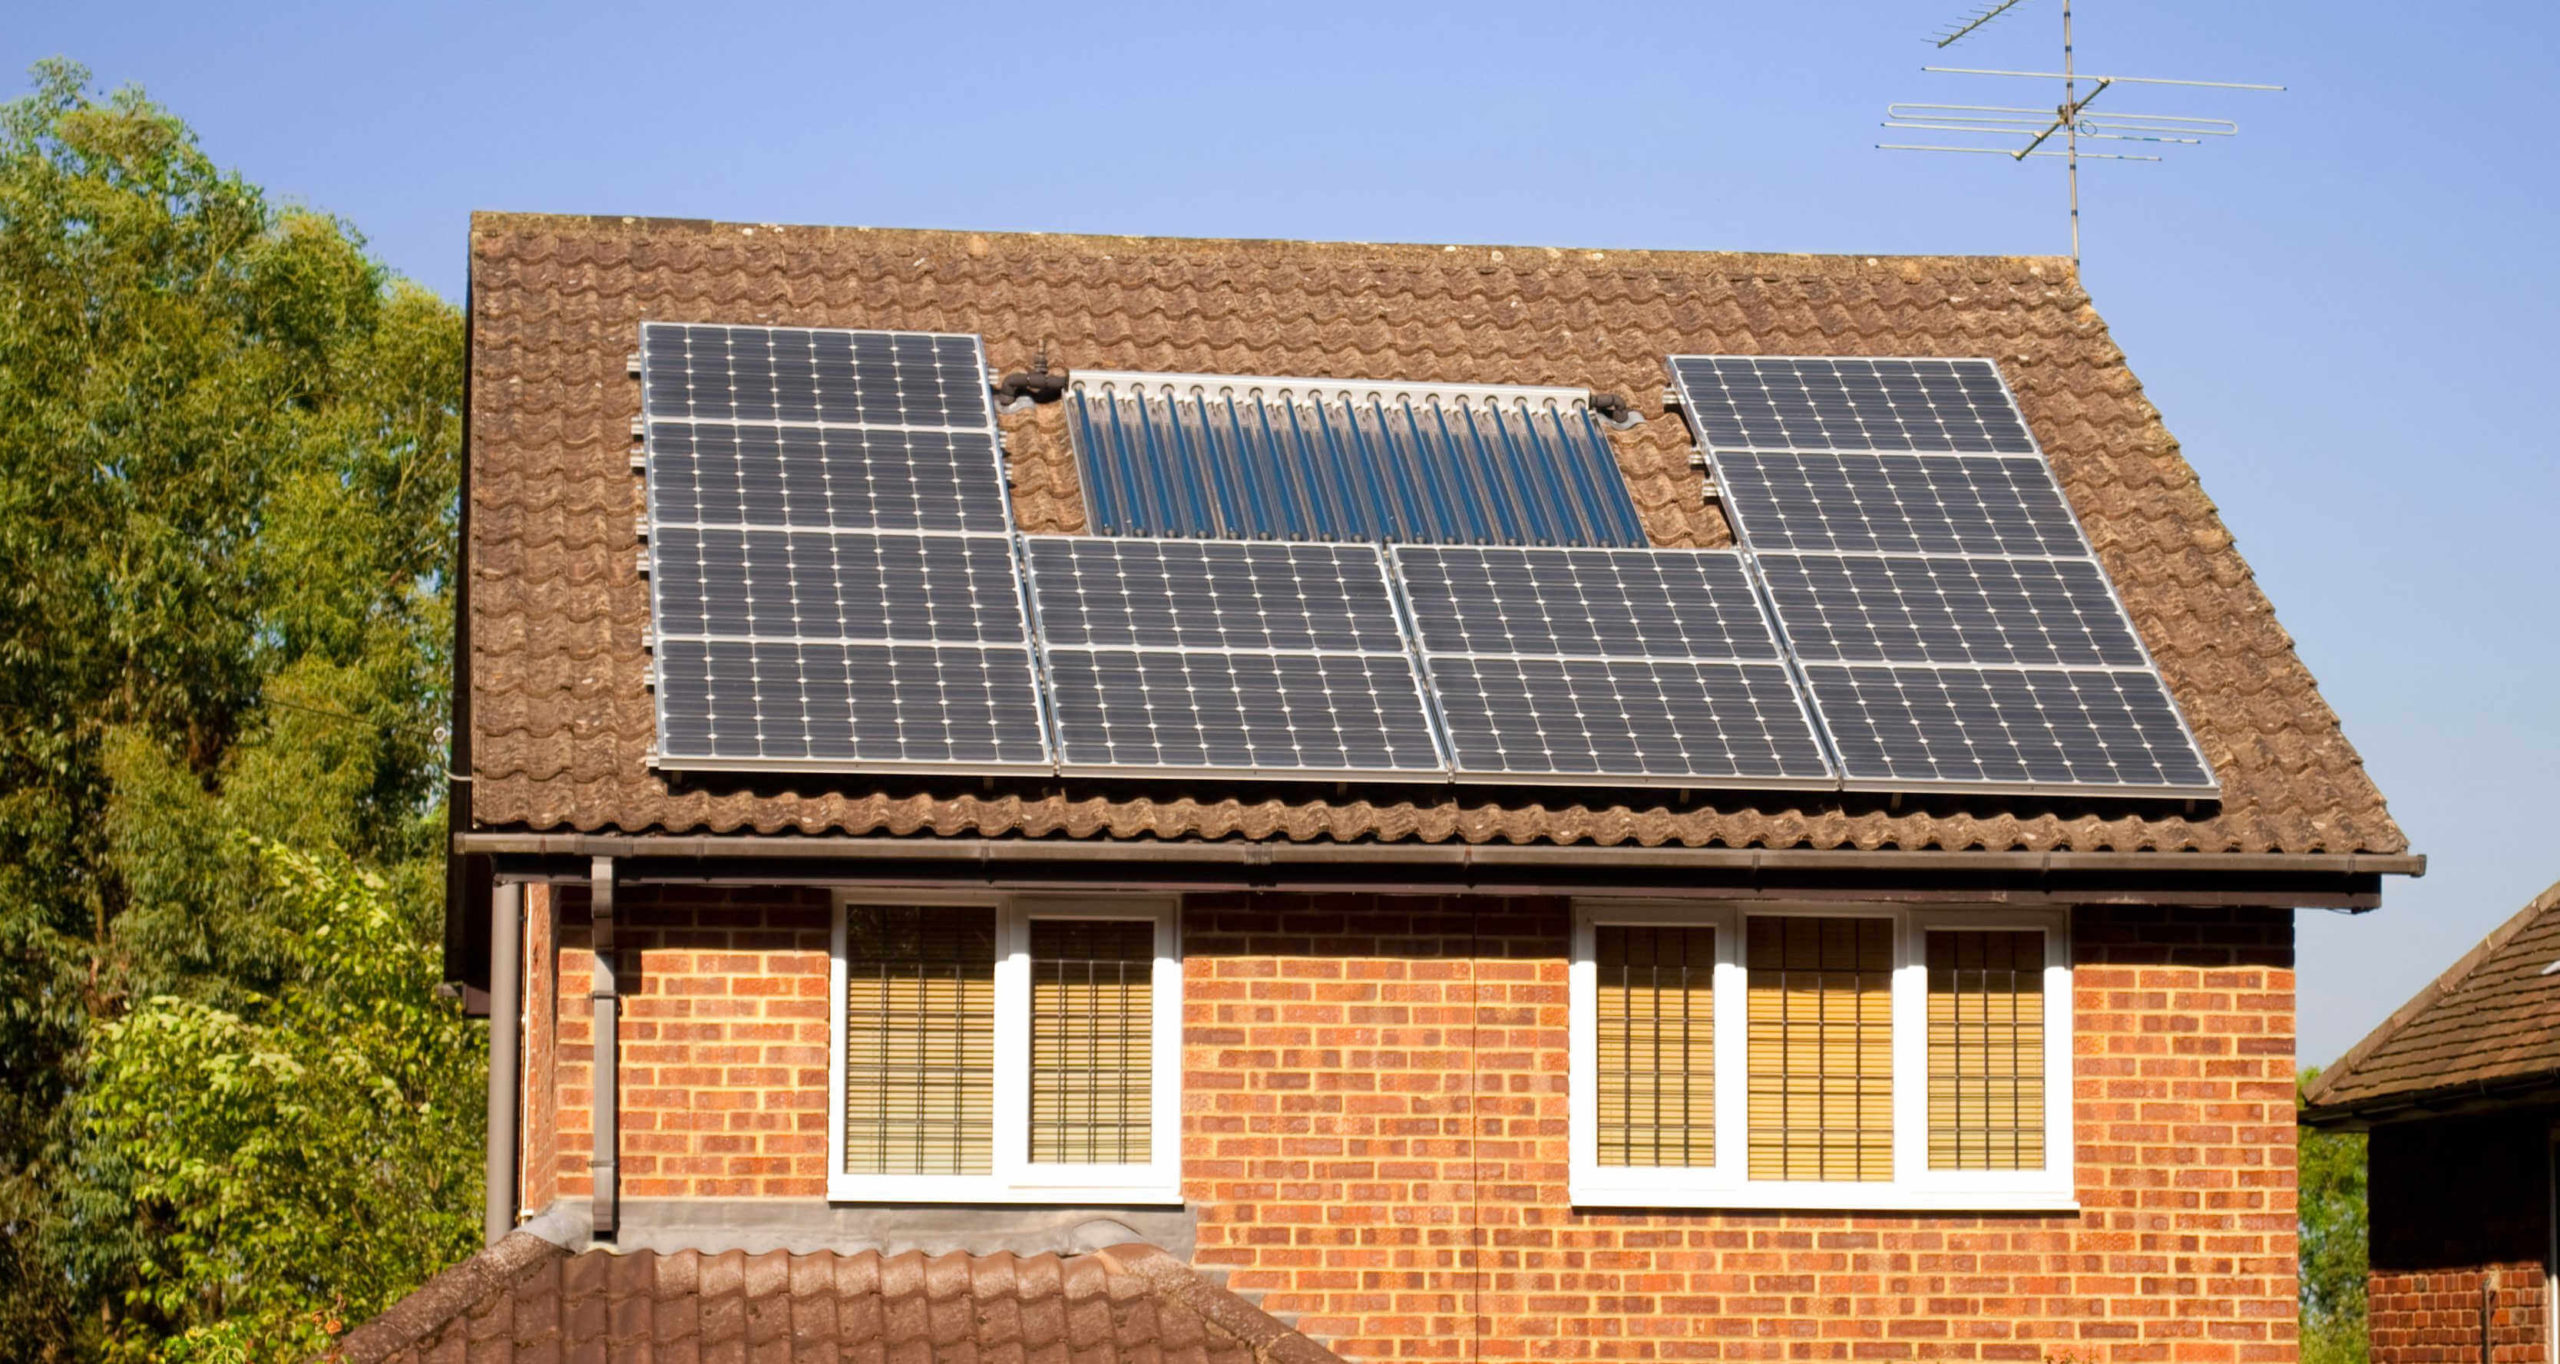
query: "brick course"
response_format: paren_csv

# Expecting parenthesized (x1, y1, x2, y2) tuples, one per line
(518, 890, 2298, 1364)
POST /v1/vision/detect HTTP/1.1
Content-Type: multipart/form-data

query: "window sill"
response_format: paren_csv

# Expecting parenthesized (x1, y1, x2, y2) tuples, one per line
(1569, 1179, 2080, 1214)
(827, 1177, 1184, 1207)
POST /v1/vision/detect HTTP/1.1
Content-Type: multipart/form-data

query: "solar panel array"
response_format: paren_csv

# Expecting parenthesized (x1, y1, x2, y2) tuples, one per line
(1671, 355, 2215, 796)
(638, 323, 1051, 772)
(1066, 373, 1649, 548)
(632, 324, 2215, 801)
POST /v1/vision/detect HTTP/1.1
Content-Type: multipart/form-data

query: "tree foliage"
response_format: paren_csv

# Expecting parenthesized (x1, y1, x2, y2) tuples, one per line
(2299, 1068, 2371, 1364)
(0, 58, 470, 1359)
(71, 845, 480, 1360)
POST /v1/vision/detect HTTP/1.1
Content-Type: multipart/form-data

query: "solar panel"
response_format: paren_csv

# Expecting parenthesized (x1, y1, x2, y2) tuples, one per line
(1668, 356, 2034, 454)
(1714, 450, 2086, 558)
(1391, 546, 1834, 786)
(645, 423, 1011, 535)
(1023, 535, 1446, 779)
(1066, 373, 1649, 548)
(1757, 552, 2147, 669)
(1670, 353, 2219, 798)
(1802, 664, 2212, 794)
(638, 322, 1051, 773)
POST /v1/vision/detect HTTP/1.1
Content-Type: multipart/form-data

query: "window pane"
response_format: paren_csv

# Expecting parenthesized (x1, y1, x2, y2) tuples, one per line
(1030, 919, 1156, 1166)
(1747, 916, 1893, 1182)
(842, 905, 995, 1176)
(1927, 929, 2046, 1171)
(1593, 925, 1716, 1168)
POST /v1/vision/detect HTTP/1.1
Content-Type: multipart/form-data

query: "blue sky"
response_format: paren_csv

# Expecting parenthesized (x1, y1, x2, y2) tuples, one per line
(17, 1, 2556, 1066)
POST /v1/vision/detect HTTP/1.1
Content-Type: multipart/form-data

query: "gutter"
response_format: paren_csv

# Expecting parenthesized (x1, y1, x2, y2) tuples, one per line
(454, 832, 2424, 878)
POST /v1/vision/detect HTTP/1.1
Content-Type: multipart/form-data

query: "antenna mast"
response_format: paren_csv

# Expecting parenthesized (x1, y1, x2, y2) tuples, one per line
(1879, 0, 2282, 264)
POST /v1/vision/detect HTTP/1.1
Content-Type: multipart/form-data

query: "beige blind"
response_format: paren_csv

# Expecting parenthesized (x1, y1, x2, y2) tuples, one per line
(1029, 919, 1155, 1166)
(1747, 916, 1894, 1182)
(842, 905, 995, 1176)
(1594, 925, 1716, 1167)
(1927, 929, 2046, 1171)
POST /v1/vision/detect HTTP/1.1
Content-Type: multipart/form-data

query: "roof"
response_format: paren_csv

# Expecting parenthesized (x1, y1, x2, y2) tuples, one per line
(335, 1233, 1339, 1364)
(2302, 877, 2560, 1122)
(464, 212, 2405, 855)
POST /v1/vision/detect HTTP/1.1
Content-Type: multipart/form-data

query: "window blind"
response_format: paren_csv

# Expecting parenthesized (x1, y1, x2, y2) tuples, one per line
(842, 905, 996, 1176)
(1594, 924, 1716, 1167)
(1029, 919, 1155, 1166)
(1927, 929, 2046, 1171)
(1747, 916, 1894, 1182)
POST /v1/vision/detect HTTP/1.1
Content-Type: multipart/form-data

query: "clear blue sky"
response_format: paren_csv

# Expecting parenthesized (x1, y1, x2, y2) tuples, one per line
(17, 0, 2556, 1067)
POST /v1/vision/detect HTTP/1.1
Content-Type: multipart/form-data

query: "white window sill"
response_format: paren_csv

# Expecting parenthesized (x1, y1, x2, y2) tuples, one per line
(828, 1176, 1184, 1207)
(1570, 1179, 2080, 1214)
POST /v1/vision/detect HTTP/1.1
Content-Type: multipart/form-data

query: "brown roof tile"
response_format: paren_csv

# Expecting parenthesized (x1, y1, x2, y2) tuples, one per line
(2302, 878, 2560, 1119)
(465, 214, 2403, 855)
(336, 1236, 1336, 1364)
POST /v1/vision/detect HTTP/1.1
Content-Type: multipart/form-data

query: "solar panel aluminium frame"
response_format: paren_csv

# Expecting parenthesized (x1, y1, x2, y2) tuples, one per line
(1385, 545, 1840, 791)
(637, 321, 1058, 775)
(1021, 533, 1455, 782)
(1666, 354, 2220, 800)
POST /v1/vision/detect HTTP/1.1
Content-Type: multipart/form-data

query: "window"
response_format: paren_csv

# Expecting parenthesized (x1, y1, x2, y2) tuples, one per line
(828, 894, 1180, 1204)
(1569, 904, 2072, 1211)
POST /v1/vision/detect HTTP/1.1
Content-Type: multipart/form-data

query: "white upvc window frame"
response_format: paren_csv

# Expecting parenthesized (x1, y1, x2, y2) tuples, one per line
(827, 890, 1183, 1206)
(1568, 900, 2075, 1212)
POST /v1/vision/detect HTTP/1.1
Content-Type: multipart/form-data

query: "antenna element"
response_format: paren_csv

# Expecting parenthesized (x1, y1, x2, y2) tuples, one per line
(1881, 0, 2282, 263)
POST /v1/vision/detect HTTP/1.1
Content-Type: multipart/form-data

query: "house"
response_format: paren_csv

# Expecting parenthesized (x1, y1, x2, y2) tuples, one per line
(2299, 879, 2560, 1364)
(361, 212, 2422, 1361)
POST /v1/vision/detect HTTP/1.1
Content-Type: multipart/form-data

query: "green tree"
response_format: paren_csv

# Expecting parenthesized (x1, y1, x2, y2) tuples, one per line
(0, 59, 469, 1358)
(72, 844, 481, 1361)
(2300, 1068, 2371, 1364)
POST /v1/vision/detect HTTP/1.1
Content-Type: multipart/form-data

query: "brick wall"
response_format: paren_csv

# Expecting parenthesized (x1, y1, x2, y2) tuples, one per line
(516, 889, 2298, 1364)
(519, 881, 559, 1213)
(1183, 897, 2298, 1364)
(548, 886, 835, 1200)
(2368, 1112, 2554, 1364)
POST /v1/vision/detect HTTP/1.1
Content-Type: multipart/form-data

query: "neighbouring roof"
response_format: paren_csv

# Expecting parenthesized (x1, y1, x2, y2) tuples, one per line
(464, 212, 2404, 855)
(335, 1233, 1338, 1364)
(2302, 878, 2560, 1122)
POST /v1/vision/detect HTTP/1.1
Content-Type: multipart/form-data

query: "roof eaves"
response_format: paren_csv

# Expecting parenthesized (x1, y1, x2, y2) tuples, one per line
(2302, 876, 2560, 1116)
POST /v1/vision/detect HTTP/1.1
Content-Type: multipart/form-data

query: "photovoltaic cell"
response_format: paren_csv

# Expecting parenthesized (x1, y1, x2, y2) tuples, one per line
(1066, 374, 1648, 548)
(1390, 546, 1834, 786)
(1803, 664, 2212, 793)
(1023, 535, 1445, 778)
(1714, 450, 2086, 559)
(1757, 553, 2147, 668)
(1668, 356, 2034, 454)
(638, 321, 1050, 773)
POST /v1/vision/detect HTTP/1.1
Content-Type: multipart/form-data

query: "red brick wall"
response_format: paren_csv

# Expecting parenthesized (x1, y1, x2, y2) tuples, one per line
(2368, 1112, 2554, 1364)
(514, 889, 2298, 1364)
(519, 882, 559, 1214)
(1184, 897, 2299, 1364)
(2368, 1265, 2545, 1364)
(549, 886, 835, 1200)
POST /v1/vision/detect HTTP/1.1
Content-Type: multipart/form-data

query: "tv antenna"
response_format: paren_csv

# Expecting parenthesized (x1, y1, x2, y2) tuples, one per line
(1879, 0, 2282, 263)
